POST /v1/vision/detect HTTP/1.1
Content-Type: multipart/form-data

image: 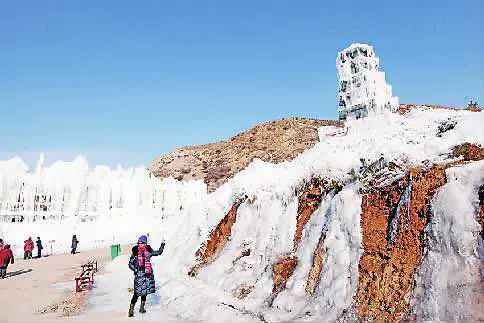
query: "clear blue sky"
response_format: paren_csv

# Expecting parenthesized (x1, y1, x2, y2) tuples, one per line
(1, 0, 483, 168)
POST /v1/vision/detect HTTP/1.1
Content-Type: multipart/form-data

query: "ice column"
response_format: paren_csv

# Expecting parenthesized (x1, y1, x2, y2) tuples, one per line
(336, 43, 399, 120)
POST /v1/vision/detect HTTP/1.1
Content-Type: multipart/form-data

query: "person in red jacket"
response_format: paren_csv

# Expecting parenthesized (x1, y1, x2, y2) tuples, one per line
(0, 245, 14, 279)
(24, 237, 34, 260)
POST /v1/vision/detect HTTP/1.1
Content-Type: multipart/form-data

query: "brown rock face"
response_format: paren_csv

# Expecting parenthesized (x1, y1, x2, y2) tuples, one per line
(452, 143, 484, 161)
(150, 118, 342, 192)
(398, 103, 462, 115)
(188, 198, 244, 277)
(356, 167, 447, 322)
(232, 248, 251, 265)
(294, 187, 322, 246)
(269, 179, 342, 300)
(295, 179, 341, 296)
(272, 257, 298, 293)
(478, 184, 484, 239)
(272, 179, 341, 298)
(233, 284, 254, 299)
(267, 185, 323, 301)
(305, 231, 326, 296)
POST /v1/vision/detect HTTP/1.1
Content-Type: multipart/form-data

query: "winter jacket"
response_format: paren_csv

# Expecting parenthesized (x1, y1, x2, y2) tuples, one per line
(36, 239, 43, 250)
(24, 239, 34, 252)
(71, 237, 79, 249)
(0, 248, 14, 268)
(128, 243, 165, 296)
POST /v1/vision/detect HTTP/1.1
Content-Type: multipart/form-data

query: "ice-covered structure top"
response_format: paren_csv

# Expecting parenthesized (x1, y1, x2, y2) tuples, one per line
(336, 43, 399, 120)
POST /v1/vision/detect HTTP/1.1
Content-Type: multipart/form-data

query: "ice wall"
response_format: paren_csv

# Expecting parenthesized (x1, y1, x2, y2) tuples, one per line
(0, 154, 207, 256)
(0, 154, 206, 222)
(336, 43, 399, 120)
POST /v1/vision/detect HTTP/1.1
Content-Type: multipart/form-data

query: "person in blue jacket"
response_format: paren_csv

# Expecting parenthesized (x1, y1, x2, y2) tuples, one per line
(128, 235, 165, 317)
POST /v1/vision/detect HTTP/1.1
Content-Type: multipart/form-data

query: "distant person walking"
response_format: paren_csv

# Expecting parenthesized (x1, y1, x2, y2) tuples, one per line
(128, 235, 165, 317)
(71, 235, 79, 254)
(0, 245, 14, 279)
(36, 237, 43, 258)
(0, 238, 4, 250)
(24, 237, 34, 259)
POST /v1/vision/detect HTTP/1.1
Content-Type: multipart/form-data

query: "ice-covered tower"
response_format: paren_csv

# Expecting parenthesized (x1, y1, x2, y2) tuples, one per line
(336, 43, 399, 120)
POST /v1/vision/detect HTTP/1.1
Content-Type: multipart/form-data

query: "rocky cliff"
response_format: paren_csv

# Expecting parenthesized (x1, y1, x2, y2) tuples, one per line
(143, 106, 483, 322)
(149, 118, 342, 192)
(185, 143, 483, 322)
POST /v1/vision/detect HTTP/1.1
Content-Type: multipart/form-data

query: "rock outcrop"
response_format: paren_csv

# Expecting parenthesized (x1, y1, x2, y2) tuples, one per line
(189, 197, 246, 277)
(174, 110, 483, 322)
(356, 143, 484, 322)
(272, 257, 298, 294)
(305, 231, 327, 296)
(356, 166, 447, 321)
(150, 118, 342, 192)
(479, 184, 484, 239)
(452, 143, 484, 161)
(185, 143, 483, 320)
(398, 103, 461, 114)
(294, 187, 322, 246)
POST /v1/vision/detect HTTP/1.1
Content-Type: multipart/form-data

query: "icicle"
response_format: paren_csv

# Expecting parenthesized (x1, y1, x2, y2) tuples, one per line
(405, 174, 412, 232)
(387, 179, 412, 244)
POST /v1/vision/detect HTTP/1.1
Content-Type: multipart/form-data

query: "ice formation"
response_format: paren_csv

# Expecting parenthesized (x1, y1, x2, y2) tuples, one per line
(0, 154, 206, 221)
(336, 43, 399, 120)
(0, 154, 206, 256)
(411, 161, 484, 321)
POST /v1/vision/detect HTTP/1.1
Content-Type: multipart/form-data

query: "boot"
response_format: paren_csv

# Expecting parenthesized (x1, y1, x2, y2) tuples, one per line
(128, 303, 135, 317)
(139, 300, 146, 313)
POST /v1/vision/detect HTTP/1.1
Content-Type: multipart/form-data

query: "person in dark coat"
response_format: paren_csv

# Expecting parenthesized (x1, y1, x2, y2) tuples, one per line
(71, 235, 79, 254)
(36, 237, 43, 258)
(0, 238, 4, 250)
(128, 235, 165, 317)
(0, 245, 14, 279)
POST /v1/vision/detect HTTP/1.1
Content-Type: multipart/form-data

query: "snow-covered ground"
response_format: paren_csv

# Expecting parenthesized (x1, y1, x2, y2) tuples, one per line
(1, 108, 483, 321)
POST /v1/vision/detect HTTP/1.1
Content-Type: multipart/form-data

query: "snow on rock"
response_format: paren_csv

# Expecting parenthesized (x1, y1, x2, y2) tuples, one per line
(188, 197, 246, 277)
(411, 161, 484, 321)
(268, 186, 362, 322)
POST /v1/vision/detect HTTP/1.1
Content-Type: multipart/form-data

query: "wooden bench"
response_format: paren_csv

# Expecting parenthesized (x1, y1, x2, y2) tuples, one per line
(75, 260, 98, 292)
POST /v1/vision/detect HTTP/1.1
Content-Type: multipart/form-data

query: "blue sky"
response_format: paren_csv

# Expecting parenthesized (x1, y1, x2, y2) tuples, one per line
(1, 0, 483, 168)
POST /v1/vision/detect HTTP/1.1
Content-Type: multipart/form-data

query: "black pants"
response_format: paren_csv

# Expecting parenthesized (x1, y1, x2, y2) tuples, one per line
(130, 294, 146, 305)
(0, 267, 6, 279)
(37, 250, 42, 258)
(24, 251, 32, 259)
(71, 248, 77, 254)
